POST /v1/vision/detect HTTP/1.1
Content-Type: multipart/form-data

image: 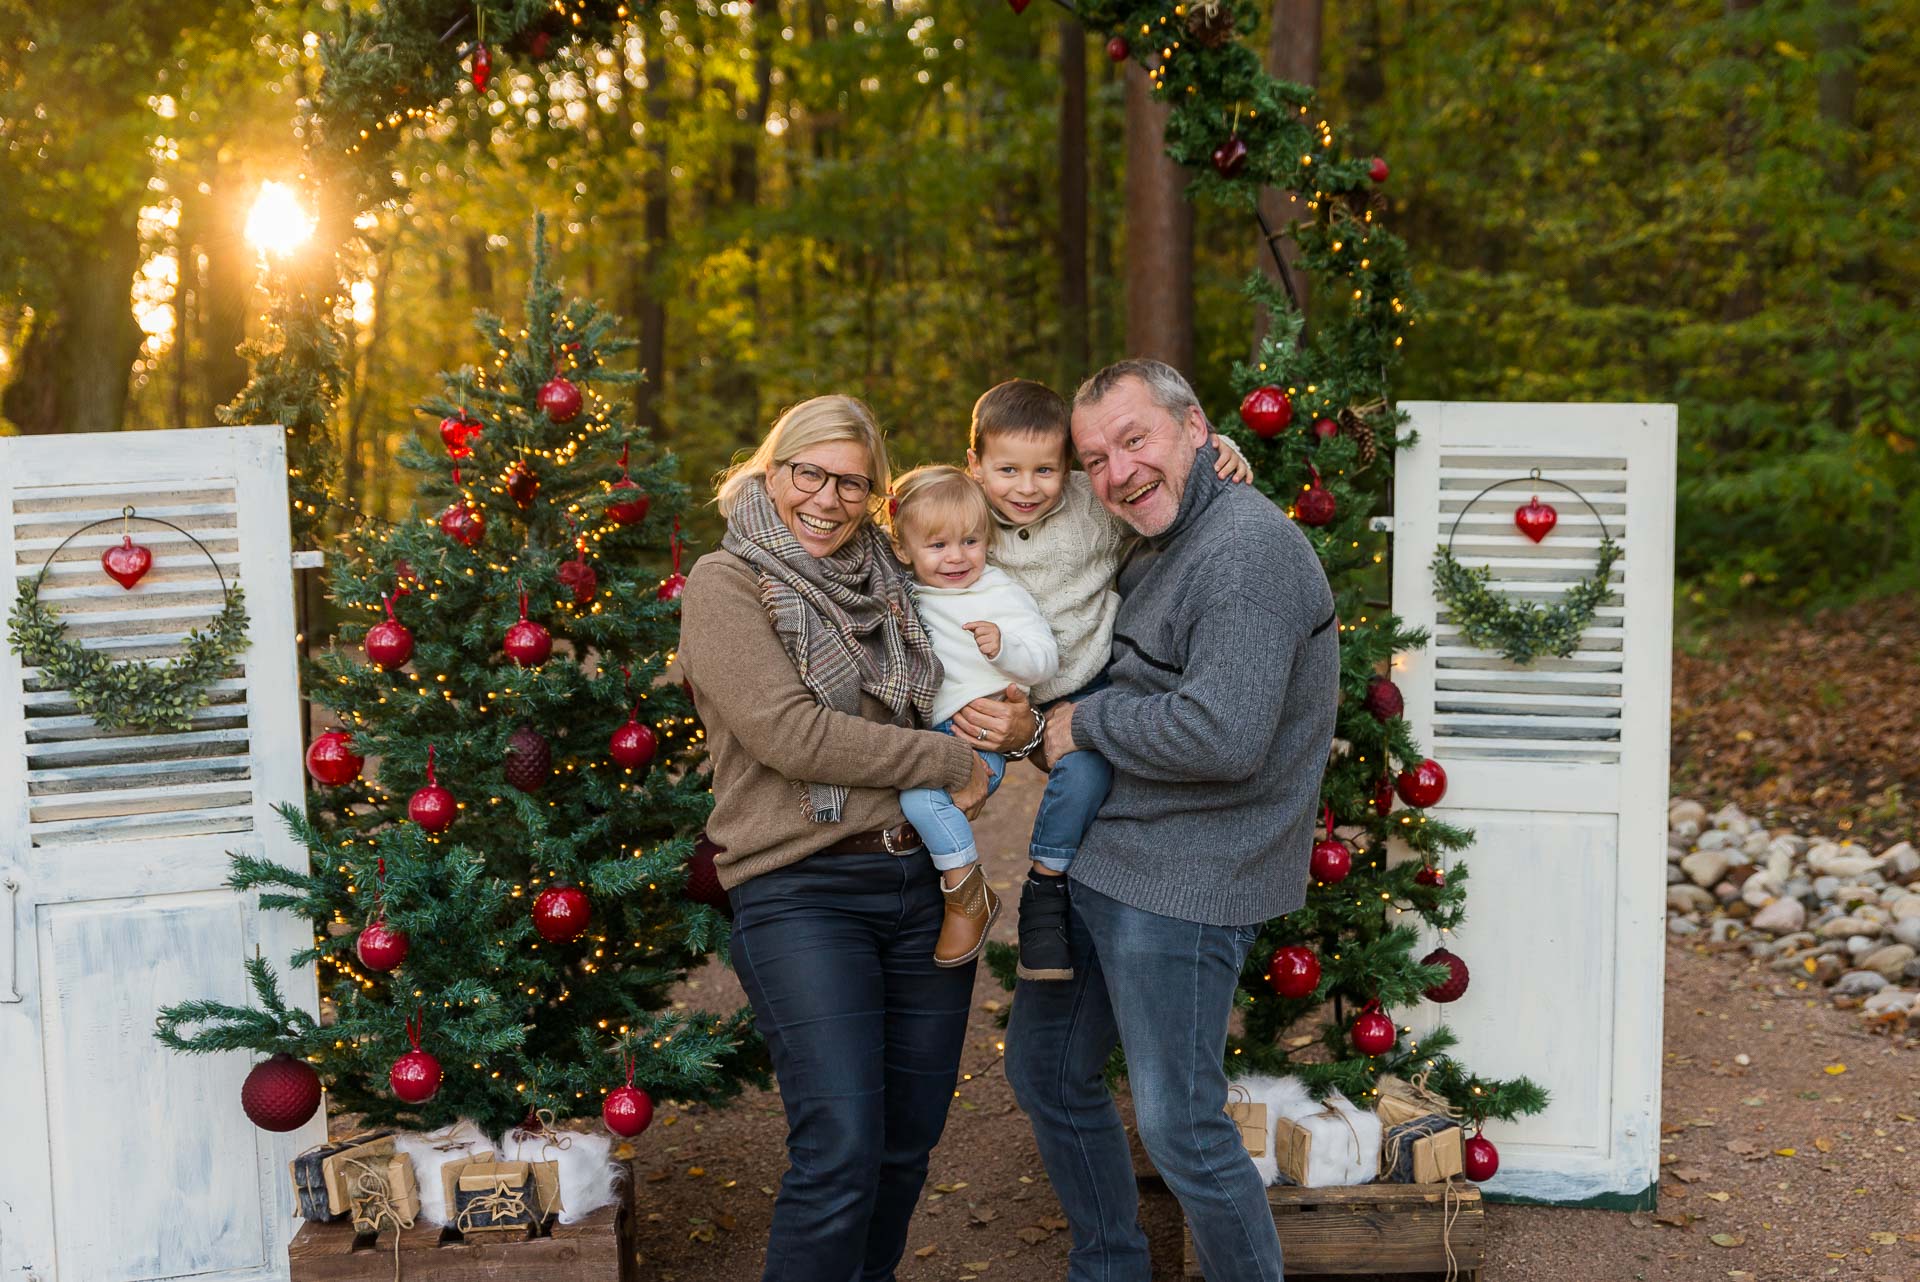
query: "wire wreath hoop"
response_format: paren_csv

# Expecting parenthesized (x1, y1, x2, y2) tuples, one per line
(1431, 470, 1621, 666)
(6, 505, 251, 732)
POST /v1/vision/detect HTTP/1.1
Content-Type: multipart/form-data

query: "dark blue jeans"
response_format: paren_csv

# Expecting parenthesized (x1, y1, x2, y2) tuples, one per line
(1005, 883, 1280, 1282)
(729, 850, 976, 1282)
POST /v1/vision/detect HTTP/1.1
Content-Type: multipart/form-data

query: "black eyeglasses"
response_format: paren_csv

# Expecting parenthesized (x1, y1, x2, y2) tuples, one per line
(783, 460, 874, 504)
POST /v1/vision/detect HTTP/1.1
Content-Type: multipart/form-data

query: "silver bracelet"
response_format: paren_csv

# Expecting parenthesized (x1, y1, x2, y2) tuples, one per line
(1004, 708, 1048, 760)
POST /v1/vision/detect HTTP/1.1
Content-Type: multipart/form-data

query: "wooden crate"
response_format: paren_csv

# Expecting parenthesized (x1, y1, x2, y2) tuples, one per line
(1180, 1182, 1483, 1280)
(288, 1203, 634, 1282)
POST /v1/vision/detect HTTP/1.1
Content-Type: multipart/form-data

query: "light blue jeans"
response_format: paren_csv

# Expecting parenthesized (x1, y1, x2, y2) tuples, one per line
(899, 717, 1006, 872)
(1028, 673, 1114, 872)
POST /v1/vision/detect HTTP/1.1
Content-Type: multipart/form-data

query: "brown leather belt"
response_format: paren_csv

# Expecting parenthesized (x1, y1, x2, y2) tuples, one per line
(820, 822, 922, 856)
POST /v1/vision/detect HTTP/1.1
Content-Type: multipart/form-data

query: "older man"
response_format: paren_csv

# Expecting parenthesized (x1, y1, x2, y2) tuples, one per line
(1005, 359, 1339, 1282)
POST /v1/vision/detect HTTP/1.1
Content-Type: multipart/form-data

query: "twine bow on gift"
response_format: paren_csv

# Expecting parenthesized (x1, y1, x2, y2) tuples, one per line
(508, 1105, 573, 1162)
(346, 1156, 417, 1282)
(455, 1177, 532, 1234)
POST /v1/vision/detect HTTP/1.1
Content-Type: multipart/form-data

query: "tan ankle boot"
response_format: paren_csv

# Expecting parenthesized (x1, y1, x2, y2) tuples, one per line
(935, 865, 1000, 968)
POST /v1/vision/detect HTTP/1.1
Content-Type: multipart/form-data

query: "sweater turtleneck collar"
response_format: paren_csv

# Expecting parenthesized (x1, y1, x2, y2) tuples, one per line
(1150, 440, 1225, 547)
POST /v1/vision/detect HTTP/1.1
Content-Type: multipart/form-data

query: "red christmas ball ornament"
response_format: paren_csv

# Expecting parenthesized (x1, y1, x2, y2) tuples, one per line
(558, 548, 598, 606)
(504, 724, 551, 793)
(1267, 944, 1321, 999)
(1007, 0, 1031, 12)
(356, 917, 411, 972)
(390, 1015, 442, 1104)
(1514, 495, 1558, 543)
(440, 501, 485, 549)
(656, 573, 687, 605)
(1373, 775, 1396, 817)
(506, 460, 540, 509)
(365, 594, 414, 670)
(1350, 1002, 1397, 1056)
(408, 744, 456, 833)
(604, 1083, 654, 1138)
(538, 375, 583, 424)
(1463, 1131, 1500, 1182)
(440, 415, 477, 459)
(1368, 155, 1390, 183)
(610, 716, 657, 771)
(1238, 385, 1293, 439)
(1106, 35, 1130, 61)
(470, 43, 493, 92)
(1211, 135, 1249, 178)
(1363, 676, 1404, 721)
(241, 1052, 322, 1132)
(1414, 862, 1447, 888)
(1312, 416, 1341, 442)
(1296, 471, 1337, 527)
(1310, 836, 1352, 884)
(1421, 946, 1470, 1003)
(503, 591, 552, 667)
(1395, 758, 1448, 809)
(101, 535, 153, 590)
(607, 442, 650, 525)
(305, 731, 363, 787)
(532, 883, 591, 943)
(684, 834, 731, 916)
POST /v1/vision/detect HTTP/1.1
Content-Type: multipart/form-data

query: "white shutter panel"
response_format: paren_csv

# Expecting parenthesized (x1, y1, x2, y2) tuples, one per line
(0, 426, 317, 1282)
(1391, 401, 1676, 1208)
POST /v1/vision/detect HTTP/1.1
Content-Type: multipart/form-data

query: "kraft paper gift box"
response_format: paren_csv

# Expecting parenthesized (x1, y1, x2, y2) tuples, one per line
(1271, 1094, 1381, 1188)
(348, 1153, 422, 1233)
(290, 1130, 394, 1221)
(1379, 1112, 1465, 1184)
(443, 1152, 563, 1234)
(1226, 1085, 1269, 1157)
(322, 1134, 397, 1216)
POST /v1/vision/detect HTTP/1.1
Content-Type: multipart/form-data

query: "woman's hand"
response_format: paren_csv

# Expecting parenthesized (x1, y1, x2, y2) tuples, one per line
(949, 684, 1037, 753)
(950, 751, 993, 817)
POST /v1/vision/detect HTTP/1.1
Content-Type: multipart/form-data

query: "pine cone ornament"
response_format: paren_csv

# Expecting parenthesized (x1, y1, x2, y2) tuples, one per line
(504, 725, 552, 793)
(1339, 408, 1378, 470)
(1184, 0, 1238, 49)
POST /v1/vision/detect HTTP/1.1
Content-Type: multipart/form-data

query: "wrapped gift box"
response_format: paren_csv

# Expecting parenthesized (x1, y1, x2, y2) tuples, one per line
(348, 1152, 421, 1233)
(441, 1152, 563, 1235)
(288, 1131, 393, 1221)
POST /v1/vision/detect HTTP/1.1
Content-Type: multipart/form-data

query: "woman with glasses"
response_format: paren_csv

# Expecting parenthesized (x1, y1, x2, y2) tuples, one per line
(677, 394, 1040, 1282)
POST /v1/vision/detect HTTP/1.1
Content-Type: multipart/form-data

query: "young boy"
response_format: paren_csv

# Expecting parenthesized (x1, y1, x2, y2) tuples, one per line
(890, 465, 1061, 968)
(965, 379, 1250, 980)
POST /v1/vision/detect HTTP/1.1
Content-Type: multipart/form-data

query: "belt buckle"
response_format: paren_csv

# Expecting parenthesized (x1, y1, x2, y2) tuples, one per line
(881, 825, 898, 855)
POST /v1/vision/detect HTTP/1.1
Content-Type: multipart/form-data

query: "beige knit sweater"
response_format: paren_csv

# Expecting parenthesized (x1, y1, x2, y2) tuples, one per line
(988, 472, 1131, 703)
(678, 549, 979, 890)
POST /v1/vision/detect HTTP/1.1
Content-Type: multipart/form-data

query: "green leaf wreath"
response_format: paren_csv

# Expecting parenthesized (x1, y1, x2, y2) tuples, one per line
(1431, 538, 1622, 666)
(8, 577, 250, 733)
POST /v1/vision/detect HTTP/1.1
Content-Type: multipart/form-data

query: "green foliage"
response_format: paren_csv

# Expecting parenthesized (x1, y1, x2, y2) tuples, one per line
(1432, 537, 1622, 666)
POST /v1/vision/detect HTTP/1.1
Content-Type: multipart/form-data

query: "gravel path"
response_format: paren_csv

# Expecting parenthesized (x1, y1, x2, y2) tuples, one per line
(631, 764, 1920, 1281)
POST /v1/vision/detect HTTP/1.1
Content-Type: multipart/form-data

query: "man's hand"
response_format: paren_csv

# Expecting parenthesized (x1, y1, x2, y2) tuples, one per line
(963, 620, 1002, 660)
(1210, 432, 1253, 484)
(950, 684, 1037, 753)
(950, 751, 992, 818)
(1042, 699, 1077, 764)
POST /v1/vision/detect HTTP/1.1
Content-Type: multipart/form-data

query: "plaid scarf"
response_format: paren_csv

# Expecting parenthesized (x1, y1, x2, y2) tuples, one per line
(721, 474, 943, 823)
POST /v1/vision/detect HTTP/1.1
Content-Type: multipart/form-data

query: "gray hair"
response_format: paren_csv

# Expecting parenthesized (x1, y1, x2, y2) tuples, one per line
(1073, 358, 1208, 428)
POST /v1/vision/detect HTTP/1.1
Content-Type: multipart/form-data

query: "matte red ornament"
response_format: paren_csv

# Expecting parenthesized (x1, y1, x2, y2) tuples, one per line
(440, 501, 485, 548)
(1396, 758, 1448, 809)
(408, 744, 456, 833)
(503, 590, 552, 667)
(1238, 385, 1292, 438)
(241, 1052, 322, 1132)
(305, 731, 363, 786)
(1350, 1002, 1397, 1056)
(1368, 155, 1390, 183)
(101, 535, 153, 589)
(506, 460, 540, 508)
(356, 918, 411, 972)
(604, 1083, 653, 1138)
(1312, 416, 1340, 442)
(538, 375, 583, 424)
(1106, 35, 1130, 61)
(1211, 135, 1249, 178)
(527, 29, 553, 60)
(1421, 946, 1470, 1003)
(607, 443, 650, 525)
(1363, 676, 1404, 721)
(390, 1015, 442, 1104)
(440, 415, 477, 459)
(1296, 469, 1337, 527)
(470, 43, 492, 92)
(1310, 837, 1351, 884)
(1463, 1132, 1500, 1182)
(558, 547, 598, 606)
(1373, 775, 1396, 817)
(1514, 495, 1558, 543)
(656, 518, 686, 605)
(365, 594, 414, 670)
(1267, 944, 1321, 999)
(1007, 0, 1031, 12)
(532, 883, 591, 943)
(1414, 862, 1447, 888)
(684, 834, 731, 916)
(504, 724, 551, 793)
(610, 716, 657, 771)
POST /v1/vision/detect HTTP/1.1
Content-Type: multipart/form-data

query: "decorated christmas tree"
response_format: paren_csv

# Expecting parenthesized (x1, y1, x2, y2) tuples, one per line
(158, 221, 756, 1136)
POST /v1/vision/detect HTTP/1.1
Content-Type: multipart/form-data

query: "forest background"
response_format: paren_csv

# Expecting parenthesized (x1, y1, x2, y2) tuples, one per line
(2, 0, 1915, 616)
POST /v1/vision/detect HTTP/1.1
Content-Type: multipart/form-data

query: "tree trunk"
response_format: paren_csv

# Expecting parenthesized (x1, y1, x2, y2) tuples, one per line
(465, 232, 493, 303)
(619, 33, 670, 435)
(1123, 64, 1193, 372)
(1256, 0, 1322, 345)
(1818, 0, 1859, 197)
(201, 164, 252, 416)
(721, 12, 774, 428)
(1058, 15, 1091, 384)
(1, 203, 144, 434)
(1720, 0, 1763, 322)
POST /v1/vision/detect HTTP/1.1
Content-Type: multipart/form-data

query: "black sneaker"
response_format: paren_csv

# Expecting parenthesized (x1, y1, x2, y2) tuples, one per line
(1016, 875, 1074, 981)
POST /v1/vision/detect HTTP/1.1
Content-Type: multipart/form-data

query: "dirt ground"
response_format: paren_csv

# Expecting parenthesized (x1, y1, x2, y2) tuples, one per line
(629, 763, 1920, 1282)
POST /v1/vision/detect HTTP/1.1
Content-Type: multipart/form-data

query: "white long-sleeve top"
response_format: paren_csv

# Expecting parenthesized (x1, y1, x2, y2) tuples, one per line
(910, 565, 1060, 724)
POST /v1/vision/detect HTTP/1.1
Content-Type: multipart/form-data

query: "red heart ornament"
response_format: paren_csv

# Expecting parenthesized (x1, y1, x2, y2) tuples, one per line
(101, 536, 152, 590)
(1514, 496, 1558, 543)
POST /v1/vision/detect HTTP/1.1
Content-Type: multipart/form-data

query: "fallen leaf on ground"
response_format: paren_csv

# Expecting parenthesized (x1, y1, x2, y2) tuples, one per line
(1671, 1166, 1708, 1183)
(963, 1263, 991, 1273)
(1772, 1148, 1796, 1157)
(1868, 1231, 1898, 1245)
(1710, 1233, 1746, 1248)
(970, 1206, 998, 1225)
(1016, 1226, 1051, 1245)
(1707, 1191, 1732, 1202)
(1040, 1215, 1069, 1231)
(934, 1182, 969, 1193)
(1814, 1137, 1833, 1152)
(1724, 1140, 1761, 1157)
(1824, 1063, 1848, 1075)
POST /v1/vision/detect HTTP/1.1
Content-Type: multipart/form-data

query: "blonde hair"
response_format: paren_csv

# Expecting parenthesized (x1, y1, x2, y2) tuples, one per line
(715, 394, 892, 520)
(889, 465, 992, 550)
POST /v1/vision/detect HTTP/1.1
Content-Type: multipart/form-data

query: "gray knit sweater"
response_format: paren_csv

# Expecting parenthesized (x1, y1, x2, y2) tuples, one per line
(1069, 443, 1340, 926)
